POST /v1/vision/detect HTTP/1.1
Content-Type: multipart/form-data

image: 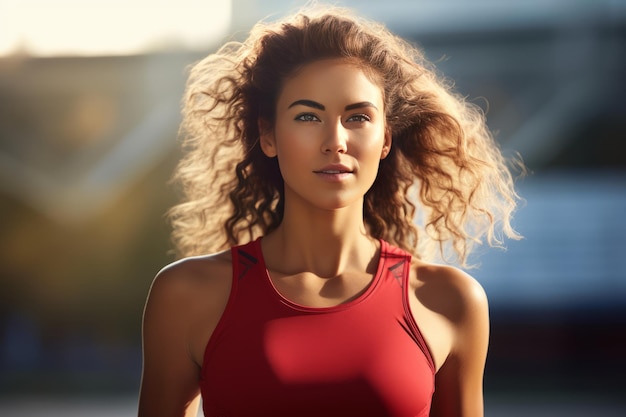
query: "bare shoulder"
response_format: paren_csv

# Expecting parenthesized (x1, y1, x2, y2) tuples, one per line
(148, 249, 233, 302)
(410, 262, 491, 416)
(407, 259, 489, 373)
(143, 249, 234, 365)
(139, 252, 233, 416)
(411, 260, 488, 326)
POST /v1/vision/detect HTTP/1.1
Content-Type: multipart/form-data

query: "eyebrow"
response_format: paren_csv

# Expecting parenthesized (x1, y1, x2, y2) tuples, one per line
(287, 99, 378, 111)
(288, 99, 325, 110)
(345, 101, 378, 111)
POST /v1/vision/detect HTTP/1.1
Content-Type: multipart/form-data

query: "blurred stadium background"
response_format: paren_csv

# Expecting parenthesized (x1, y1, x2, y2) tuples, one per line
(0, 0, 625, 415)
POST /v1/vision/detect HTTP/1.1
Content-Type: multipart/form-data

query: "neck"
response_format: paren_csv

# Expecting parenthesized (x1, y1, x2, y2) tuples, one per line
(263, 199, 378, 278)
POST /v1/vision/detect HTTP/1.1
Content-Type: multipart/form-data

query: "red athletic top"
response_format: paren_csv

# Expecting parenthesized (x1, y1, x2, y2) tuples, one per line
(200, 237, 435, 417)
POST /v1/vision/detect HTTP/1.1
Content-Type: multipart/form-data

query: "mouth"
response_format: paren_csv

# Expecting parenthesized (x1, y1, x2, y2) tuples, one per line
(313, 164, 354, 174)
(313, 165, 354, 182)
(314, 169, 353, 174)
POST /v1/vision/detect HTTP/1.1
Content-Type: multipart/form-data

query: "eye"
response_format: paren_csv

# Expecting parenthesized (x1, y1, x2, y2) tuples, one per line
(346, 114, 371, 123)
(295, 113, 320, 122)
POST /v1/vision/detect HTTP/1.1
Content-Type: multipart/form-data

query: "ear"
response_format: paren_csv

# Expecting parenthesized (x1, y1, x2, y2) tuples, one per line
(258, 119, 277, 157)
(380, 129, 392, 159)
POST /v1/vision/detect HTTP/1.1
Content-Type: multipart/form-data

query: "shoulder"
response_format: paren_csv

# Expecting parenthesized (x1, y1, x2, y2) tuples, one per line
(143, 250, 234, 363)
(144, 249, 234, 327)
(139, 251, 234, 415)
(411, 261, 488, 326)
(410, 262, 490, 415)
(147, 249, 233, 308)
(408, 261, 489, 365)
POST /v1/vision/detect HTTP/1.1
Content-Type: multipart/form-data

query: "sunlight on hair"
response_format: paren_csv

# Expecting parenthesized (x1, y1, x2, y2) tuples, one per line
(0, 0, 231, 56)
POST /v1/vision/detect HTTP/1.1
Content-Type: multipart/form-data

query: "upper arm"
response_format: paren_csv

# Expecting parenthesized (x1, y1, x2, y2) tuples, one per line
(428, 268, 490, 417)
(138, 262, 208, 417)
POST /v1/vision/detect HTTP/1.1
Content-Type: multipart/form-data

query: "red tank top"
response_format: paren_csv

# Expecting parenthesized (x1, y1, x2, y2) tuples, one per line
(200, 238, 435, 417)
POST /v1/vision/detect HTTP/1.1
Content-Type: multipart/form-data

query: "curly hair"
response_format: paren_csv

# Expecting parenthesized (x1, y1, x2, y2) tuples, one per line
(167, 4, 524, 266)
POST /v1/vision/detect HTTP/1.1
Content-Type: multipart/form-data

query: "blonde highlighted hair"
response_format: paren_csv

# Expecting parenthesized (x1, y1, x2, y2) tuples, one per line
(168, 4, 524, 266)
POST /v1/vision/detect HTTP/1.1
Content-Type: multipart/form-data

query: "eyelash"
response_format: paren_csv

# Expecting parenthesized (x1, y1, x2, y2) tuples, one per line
(294, 113, 371, 123)
(347, 114, 371, 123)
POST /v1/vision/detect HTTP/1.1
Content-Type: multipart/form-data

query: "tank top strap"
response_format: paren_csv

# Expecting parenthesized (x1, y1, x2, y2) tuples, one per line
(380, 241, 436, 374)
(231, 238, 261, 281)
(378, 239, 412, 287)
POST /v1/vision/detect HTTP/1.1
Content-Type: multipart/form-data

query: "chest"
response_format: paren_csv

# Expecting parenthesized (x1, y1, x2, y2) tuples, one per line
(269, 270, 376, 308)
(200, 281, 434, 416)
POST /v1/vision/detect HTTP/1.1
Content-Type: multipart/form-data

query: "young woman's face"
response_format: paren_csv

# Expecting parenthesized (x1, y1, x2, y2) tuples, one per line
(261, 58, 390, 211)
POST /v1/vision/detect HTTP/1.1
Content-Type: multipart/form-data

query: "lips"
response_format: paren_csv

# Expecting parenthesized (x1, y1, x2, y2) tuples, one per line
(313, 164, 354, 183)
(313, 164, 353, 174)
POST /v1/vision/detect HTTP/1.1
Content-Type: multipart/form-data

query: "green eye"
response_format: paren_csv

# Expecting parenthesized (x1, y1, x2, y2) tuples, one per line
(346, 114, 371, 123)
(295, 113, 320, 122)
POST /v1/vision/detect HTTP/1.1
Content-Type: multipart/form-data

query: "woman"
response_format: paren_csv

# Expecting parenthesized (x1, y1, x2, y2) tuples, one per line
(138, 4, 523, 417)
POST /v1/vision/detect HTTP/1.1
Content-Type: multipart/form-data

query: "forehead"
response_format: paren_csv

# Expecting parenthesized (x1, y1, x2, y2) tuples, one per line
(277, 58, 384, 108)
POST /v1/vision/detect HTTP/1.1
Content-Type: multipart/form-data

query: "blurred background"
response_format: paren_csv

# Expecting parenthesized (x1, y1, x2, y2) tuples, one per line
(0, 0, 625, 415)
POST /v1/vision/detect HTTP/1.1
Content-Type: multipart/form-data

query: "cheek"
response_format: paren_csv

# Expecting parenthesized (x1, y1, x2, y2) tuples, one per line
(275, 126, 318, 155)
(272, 129, 312, 173)
(357, 129, 387, 159)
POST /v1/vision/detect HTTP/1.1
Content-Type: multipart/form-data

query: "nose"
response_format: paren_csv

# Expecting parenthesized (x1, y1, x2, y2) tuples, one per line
(322, 119, 348, 154)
